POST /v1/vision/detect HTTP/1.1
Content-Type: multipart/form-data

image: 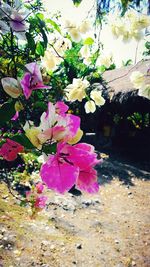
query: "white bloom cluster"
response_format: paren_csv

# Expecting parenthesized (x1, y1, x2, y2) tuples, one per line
(79, 45, 91, 65)
(85, 90, 105, 113)
(65, 78, 90, 102)
(64, 20, 91, 42)
(110, 11, 150, 42)
(96, 53, 113, 69)
(41, 37, 72, 71)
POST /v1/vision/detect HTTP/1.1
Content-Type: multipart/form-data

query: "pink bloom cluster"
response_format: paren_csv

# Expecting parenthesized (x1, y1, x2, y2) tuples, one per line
(0, 138, 24, 161)
(38, 101, 80, 144)
(26, 182, 47, 210)
(1, 62, 50, 101)
(40, 142, 101, 194)
(20, 62, 50, 99)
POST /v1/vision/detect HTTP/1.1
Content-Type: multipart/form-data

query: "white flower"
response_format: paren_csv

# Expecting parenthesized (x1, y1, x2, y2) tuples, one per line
(41, 49, 63, 71)
(84, 100, 96, 113)
(96, 53, 113, 68)
(54, 37, 72, 57)
(69, 28, 82, 42)
(138, 84, 150, 100)
(79, 20, 91, 34)
(110, 11, 150, 42)
(66, 78, 90, 102)
(90, 90, 105, 106)
(110, 18, 125, 38)
(80, 45, 90, 59)
(130, 71, 145, 89)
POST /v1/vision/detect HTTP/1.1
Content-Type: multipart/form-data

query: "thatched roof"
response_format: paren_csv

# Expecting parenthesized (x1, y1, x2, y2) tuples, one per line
(102, 59, 150, 102)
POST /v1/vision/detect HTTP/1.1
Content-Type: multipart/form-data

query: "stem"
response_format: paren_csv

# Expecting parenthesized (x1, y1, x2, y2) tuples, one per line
(5, 173, 23, 202)
(10, 28, 17, 78)
(134, 42, 139, 64)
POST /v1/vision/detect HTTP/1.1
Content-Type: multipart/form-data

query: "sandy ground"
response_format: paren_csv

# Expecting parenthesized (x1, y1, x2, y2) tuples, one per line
(0, 155, 150, 267)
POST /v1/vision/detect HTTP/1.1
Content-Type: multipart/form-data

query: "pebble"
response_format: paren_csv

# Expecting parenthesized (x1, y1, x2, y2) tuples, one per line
(115, 239, 119, 244)
(1, 228, 6, 234)
(76, 244, 82, 249)
(13, 250, 21, 256)
(50, 244, 55, 250)
(0, 234, 3, 239)
(41, 240, 49, 246)
(90, 210, 97, 214)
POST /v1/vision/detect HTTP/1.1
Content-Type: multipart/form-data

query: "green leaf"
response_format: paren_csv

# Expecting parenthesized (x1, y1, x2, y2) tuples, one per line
(36, 13, 44, 20)
(11, 134, 35, 149)
(36, 42, 45, 56)
(26, 32, 36, 54)
(84, 37, 94, 45)
(43, 143, 57, 155)
(40, 28, 48, 48)
(0, 101, 16, 126)
(33, 101, 47, 111)
(46, 19, 61, 33)
(145, 41, 150, 50)
(72, 0, 82, 6)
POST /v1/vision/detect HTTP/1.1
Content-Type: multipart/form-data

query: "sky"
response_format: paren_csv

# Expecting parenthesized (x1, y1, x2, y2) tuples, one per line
(42, 0, 147, 68)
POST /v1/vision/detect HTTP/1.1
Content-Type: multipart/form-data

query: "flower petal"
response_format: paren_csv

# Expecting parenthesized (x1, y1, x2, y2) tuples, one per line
(77, 167, 99, 194)
(40, 155, 79, 194)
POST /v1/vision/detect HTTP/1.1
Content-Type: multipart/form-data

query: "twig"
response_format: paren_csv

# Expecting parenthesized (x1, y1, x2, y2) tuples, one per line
(107, 60, 143, 84)
(5, 174, 23, 202)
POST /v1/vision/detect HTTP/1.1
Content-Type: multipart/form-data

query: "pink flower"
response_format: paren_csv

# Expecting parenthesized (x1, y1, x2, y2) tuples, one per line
(36, 183, 44, 194)
(58, 142, 100, 169)
(55, 101, 69, 115)
(0, 139, 24, 161)
(11, 111, 19, 121)
(77, 168, 99, 194)
(10, 11, 27, 32)
(20, 62, 51, 99)
(40, 154, 79, 194)
(40, 142, 100, 194)
(39, 102, 80, 143)
(34, 195, 48, 209)
(25, 190, 32, 200)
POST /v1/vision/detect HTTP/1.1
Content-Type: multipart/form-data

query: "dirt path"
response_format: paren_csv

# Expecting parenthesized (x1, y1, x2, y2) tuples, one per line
(0, 157, 150, 267)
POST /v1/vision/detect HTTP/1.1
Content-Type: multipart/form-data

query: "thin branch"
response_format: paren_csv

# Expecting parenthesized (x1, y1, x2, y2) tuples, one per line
(107, 60, 143, 84)
(5, 173, 23, 202)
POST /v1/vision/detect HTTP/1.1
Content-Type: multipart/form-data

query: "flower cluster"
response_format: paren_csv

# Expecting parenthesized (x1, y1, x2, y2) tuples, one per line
(110, 10, 150, 42)
(0, 0, 29, 40)
(26, 182, 48, 215)
(42, 37, 72, 71)
(0, 138, 24, 161)
(40, 142, 101, 194)
(1, 62, 50, 100)
(23, 101, 83, 149)
(65, 79, 105, 113)
(64, 19, 91, 42)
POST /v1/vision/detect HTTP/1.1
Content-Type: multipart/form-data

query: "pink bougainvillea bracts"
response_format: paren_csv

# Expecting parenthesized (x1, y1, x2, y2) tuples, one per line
(20, 62, 51, 99)
(40, 142, 101, 194)
(0, 138, 24, 161)
(35, 182, 44, 194)
(25, 183, 47, 211)
(34, 195, 48, 209)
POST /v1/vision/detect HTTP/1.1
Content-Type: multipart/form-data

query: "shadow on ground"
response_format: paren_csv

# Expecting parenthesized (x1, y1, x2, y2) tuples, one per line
(97, 151, 150, 186)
